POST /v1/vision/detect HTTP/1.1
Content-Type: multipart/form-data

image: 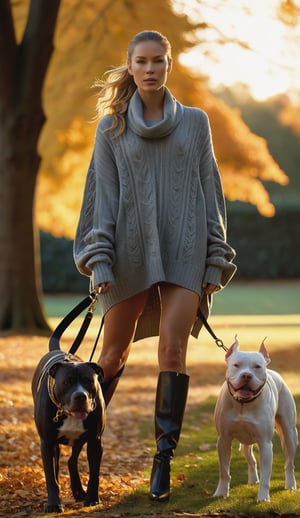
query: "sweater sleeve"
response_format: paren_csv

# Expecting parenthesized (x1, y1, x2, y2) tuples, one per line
(73, 120, 119, 288)
(199, 113, 237, 289)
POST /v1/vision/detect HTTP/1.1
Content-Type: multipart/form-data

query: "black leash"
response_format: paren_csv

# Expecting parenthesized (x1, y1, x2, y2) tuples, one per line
(88, 316, 104, 362)
(49, 292, 104, 360)
(49, 293, 226, 360)
(197, 308, 228, 352)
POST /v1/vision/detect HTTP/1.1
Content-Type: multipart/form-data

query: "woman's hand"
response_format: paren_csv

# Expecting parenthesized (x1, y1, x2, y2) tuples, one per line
(95, 282, 112, 294)
(202, 283, 219, 295)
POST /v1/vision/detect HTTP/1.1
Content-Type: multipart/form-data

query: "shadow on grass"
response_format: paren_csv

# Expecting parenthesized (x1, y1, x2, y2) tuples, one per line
(111, 393, 300, 517)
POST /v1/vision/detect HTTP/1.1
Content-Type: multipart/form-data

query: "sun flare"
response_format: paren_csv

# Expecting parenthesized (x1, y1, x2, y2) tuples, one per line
(174, 0, 300, 101)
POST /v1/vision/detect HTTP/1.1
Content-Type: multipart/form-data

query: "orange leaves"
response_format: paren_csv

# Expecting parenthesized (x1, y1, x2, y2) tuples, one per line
(279, 96, 300, 136)
(205, 92, 288, 183)
(221, 170, 277, 217)
(198, 90, 289, 216)
(0, 336, 148, 516)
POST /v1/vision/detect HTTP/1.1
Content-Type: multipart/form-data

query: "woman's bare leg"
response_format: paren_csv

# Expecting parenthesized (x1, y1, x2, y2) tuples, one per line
(158, 283, 199, 372)
(98, 290, 149, 380)
(150, 283, 198, 502)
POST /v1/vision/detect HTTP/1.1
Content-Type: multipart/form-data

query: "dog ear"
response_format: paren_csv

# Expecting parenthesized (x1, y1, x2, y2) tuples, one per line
(88, 363, 104, 382)
(259, 338, 270, 364)
(225, 335, 239, 360)
(49, 362, 63, 378)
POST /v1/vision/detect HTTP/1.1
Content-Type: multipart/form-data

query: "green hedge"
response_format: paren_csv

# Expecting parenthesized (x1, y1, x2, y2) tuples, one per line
(227, 204, 300, 278)
(40, 231, 88, 293)
(40, 205, 300, 292)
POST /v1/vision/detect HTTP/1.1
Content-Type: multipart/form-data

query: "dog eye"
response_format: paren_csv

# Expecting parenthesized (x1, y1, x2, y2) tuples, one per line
(233, 363, 239, 368)
(64, 376, 75, 386)
(254, 365, 261, 369)
(82, 377, 93, 386)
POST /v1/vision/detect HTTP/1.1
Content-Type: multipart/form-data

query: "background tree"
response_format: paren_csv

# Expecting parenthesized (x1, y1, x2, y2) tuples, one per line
(0, 0, 61, 333)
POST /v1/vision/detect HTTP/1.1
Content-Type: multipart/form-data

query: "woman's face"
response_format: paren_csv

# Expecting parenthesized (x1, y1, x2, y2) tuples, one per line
(128, 40, 172, 94)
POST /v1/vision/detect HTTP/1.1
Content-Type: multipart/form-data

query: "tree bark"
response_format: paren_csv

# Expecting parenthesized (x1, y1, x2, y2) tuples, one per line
(0, 0, 61, 334)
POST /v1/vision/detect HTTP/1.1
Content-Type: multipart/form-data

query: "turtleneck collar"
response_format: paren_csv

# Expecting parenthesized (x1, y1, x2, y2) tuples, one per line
(127, 87, 183, 139)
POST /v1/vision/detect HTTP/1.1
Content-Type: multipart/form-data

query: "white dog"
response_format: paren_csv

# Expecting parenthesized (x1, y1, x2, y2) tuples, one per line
(213, 337, 298, 502)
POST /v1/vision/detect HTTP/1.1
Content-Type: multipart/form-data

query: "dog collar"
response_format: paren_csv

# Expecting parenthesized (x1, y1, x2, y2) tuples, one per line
(227, 379, 266, 404)
(47, 375, 66, 422)
(40, 352, 72, 422)
(35, 352, 67, 395)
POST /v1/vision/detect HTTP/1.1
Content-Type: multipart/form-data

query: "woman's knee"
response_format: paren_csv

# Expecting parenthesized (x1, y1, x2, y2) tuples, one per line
(99, 347, 129, 380)
(158, 339, 187, 372)
(98, 289, 149, 379)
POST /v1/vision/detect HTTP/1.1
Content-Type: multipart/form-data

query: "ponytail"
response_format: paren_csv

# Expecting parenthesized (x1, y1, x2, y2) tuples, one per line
(93, 65, 136, 137)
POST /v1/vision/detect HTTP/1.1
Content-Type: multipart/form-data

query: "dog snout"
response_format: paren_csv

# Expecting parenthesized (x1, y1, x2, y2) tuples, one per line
(73, 391, 88, 403)
(241, 372, 252, 382)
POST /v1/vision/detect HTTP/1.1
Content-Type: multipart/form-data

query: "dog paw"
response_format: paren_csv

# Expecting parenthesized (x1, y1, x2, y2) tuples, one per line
(44, 503, 64, 513)
(213, 490, 229, 498)
(285, 478, 297, 491)
(84, 499, 100, 507)
(257, 495, 270, 502)
(74, 490, 86, 501)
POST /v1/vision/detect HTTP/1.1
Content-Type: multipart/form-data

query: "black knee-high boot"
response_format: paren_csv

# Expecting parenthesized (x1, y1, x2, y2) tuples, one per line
(100, 366, 124, 406)
(149, 371, 189, 502)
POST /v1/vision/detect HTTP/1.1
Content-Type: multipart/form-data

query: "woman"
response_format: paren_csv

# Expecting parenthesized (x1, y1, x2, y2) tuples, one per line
(74, 30, 236, 502)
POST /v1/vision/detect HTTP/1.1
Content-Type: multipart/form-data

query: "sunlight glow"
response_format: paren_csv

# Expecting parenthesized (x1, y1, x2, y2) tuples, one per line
(174, 0, 300, 100)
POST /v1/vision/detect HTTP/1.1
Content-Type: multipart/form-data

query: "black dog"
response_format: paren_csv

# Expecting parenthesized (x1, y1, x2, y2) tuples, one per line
(32, 350, 105, 513)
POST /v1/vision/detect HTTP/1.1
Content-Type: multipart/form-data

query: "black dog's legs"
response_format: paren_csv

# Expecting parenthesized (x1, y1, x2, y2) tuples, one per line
(85, 437, 103, 506)
(68, 440, 86, 501)
(41, 440, 63, 513)
(68, 437, 102, 506)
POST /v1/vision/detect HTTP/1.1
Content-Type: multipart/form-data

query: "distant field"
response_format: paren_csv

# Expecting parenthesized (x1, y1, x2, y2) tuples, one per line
(44, 279, 300, 317)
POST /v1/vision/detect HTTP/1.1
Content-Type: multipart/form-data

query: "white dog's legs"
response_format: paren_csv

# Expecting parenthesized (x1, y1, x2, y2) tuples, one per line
(239, 444, 259, 485)
(213, 437, 231, 497)
(276, 415, 298, 490)
(257, 440, 273, 501)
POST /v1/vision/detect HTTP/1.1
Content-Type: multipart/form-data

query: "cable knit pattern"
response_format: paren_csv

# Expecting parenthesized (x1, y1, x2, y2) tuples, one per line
(74, 88, 236, 339)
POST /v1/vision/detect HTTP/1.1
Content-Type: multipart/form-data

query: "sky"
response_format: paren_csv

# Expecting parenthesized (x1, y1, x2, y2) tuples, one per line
(173, 0, 300, 101)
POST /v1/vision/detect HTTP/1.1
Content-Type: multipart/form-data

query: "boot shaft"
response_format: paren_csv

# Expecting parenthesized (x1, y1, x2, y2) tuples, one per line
(100, 366, 124, 406)
(149, 371, 189, 502)
(155, 371, 189, 452)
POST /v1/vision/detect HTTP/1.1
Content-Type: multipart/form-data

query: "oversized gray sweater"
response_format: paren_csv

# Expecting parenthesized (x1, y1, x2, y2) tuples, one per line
(74, 88, 236, 339)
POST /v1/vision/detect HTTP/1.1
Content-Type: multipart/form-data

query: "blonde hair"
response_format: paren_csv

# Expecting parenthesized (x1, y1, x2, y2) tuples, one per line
(94, 30, 172, 137)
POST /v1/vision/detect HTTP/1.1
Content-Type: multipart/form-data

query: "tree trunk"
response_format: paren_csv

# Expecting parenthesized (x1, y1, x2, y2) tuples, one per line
(0, 0, 61, 334)
(0, 147, 48, 332)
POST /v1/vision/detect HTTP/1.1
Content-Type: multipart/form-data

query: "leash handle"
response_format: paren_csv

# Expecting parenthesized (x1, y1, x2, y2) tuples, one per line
(49, 292, 97, 352)
(197, 308, 228, 352)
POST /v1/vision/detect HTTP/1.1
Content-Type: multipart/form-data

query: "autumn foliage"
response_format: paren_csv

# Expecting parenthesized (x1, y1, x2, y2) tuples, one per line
(0, 336, 148, 516)
(27, 0, 289, 237)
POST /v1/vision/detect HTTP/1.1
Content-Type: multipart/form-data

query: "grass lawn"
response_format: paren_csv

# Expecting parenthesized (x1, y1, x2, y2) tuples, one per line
(212, 279, 300, 315)
(44, 279, 300, 318)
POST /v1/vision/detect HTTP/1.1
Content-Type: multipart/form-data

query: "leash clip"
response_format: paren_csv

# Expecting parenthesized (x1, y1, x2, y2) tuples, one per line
(197, 308, 228, 353)
(88, 291, 98, 314)
(215, 338, 228, 352)
(53, 408, 64, 423)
